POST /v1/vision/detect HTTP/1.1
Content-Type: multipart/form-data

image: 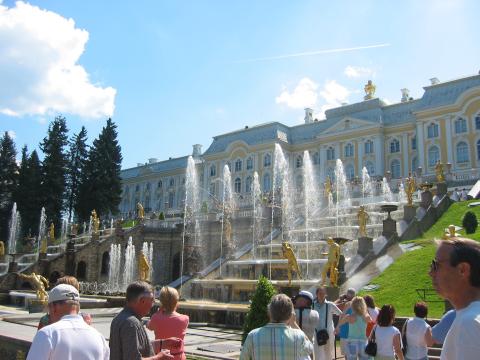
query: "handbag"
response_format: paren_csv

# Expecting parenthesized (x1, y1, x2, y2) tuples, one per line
(315, 303, 329, 346)
(364, 326, 377, 356)
(402, 319, 408, 355)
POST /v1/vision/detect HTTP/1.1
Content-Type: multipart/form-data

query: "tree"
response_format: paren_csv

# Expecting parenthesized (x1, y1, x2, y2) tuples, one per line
(242, 276, 277, 343)
(40, 116, 69, 232)
(76, 118, 122, 221)
(14, 148, 43, 243)
(66, 127, 88, 221)
(0, 131, 18, 241)
(462, 211, 478, 234)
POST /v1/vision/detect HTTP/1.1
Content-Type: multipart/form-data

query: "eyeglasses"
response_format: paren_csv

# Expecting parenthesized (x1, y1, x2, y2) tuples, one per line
(430, 258, 450, 272)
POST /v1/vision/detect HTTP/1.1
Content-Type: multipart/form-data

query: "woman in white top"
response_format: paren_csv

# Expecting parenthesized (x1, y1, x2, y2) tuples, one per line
(370, 304, 404, 360)
(403, 301, 433, 360)
(364, 295, 379, 337)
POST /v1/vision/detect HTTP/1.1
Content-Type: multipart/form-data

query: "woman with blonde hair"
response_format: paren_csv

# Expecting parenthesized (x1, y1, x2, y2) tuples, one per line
(338, 296, 371, 360)
(147, 286, 189, 360)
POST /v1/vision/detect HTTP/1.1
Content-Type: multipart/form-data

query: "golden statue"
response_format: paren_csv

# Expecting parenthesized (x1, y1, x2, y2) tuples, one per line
(435, 161, 445, 182)
(138, 252, 151, 282)
(281, 242, 302, 285)
(0, 241, 4, 256)
(357, 206, 369, 237)
(443, 224, 461, 239)
(321, 237, 340, 287)
(325, 177, 332, 197)
(406, 174, 416, 206)
(18, 272, 49, 302)
(91, 210, 100, 234)
(48, 222, 55, 241)
(364, 80, 376, 100)
(137, 202, 145, 219)
(40, 236, 47, 254)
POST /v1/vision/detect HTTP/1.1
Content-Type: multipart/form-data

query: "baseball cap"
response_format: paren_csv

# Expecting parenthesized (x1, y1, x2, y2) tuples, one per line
(297, 290, 314, 303)
(48, 284, 80, 304)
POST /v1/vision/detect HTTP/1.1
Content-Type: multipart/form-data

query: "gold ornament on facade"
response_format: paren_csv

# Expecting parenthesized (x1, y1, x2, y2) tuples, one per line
(281, 242, 302, 285)
(321, 237, 340, 287)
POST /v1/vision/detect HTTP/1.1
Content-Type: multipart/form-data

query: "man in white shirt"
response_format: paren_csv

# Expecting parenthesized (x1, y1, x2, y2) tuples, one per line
(314, 286, 342, 360)
(429, 237, 480, 360)
(27, 284, 109, 360)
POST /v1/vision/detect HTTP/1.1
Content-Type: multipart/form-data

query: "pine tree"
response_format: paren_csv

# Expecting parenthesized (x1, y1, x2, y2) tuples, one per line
(14, 148, 43, 244)
(242, 276, 277, 343)
(0, 131, 18, 242)
(40, 116, 69, 232)
(66, 126, 88, 222)
(76, 118, 122, 221)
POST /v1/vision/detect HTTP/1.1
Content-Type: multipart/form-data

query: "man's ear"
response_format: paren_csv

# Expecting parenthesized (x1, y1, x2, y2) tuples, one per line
(457, 262, 471, 280)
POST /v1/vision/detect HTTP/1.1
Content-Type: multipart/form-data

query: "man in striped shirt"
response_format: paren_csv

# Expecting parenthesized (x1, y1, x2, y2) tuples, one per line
(240, 293, 313, 359)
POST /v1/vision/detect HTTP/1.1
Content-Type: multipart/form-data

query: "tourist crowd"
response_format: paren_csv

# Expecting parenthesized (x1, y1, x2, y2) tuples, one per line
(25, 236, 480, 360)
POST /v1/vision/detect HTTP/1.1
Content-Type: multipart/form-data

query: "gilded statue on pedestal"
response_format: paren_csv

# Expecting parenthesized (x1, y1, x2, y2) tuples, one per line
(435, 161, 445, 182)
(48, 222, 55, 241)
(321, 237, 340, 287)
(137, 202, 145, 220)
(324, 177, 332, 198)
(91, 210, 100, 234)
(40, 236, 47, 254)
(19, 272, 49, 302)
(406, 174, 416, 206)
(138, 252, 151, 282)
(364, 80, 376, 100)
(357, 206, 369, 237)
(443, 224, 461, 239)
(0, 241, 4, 256)
(281, 242, 302, 285)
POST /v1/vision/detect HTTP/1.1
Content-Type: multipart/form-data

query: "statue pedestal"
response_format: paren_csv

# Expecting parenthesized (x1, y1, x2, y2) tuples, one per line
(357, 237, 373, 257)
(403, 205, 418, 223)
(326, 286, 340, 302)
(0, 255, 5, 263)
(382, 218, 398, 239)
(91, 233, 100, 242)
(7, 261, 18, 273)
(436, 182, 448, 197)
(28, 299, 47, 313)
(38, 253, 47, 260)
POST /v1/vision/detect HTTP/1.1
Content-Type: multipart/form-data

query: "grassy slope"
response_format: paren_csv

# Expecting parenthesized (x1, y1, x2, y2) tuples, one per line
(359, 200, 480, 318)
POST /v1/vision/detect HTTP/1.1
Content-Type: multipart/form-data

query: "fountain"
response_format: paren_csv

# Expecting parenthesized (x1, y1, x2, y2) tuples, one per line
(123, 237, 136, 290)
(108, 243, 122, 293)
(218, 164, 234, 278)
(8, 202, 21, 255)
(382, 177, 394, 203)
(36, 207, 46, 258)
(251, 172, 262, 259)
(361, 167, 374, 204)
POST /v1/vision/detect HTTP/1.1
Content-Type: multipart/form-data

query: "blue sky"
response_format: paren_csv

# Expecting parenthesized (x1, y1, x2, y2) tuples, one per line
(1, 0, 479, 168)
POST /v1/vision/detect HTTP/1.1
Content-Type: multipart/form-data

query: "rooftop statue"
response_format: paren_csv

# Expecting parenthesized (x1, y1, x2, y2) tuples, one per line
(19, 272, 49, 302)
(138, 251, 151, 282)
(321, 237, 340, 287)
(136, 202, 145, 220)
(406, 173, 416, 206)
(357, 206, 369, 237)
(364, 80, 376, 100)
(281, 241, 301, 285)
(435, 160, 445, 182)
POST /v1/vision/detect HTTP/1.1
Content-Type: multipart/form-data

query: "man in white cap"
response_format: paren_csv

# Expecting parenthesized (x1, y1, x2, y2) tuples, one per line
(293, 290, 319, 342)
(27, 283, 109, 360)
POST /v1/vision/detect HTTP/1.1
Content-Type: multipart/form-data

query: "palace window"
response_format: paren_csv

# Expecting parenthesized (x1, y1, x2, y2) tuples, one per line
(146, 183, 151, 191)
(245, 176, 252, 193)
(327, 147, 335, 161)
(391, 159, 401, 179)
(296, 155, 303, 168)
(210, 164, 216, 177)
(365, 161, 375, 176)
(263, 174, 271, 192)
(365, 140, 374, 154)
(345, 164, 355, 180)
(455, 118, 467, 134)
(344, 143, 354, 158)
(428, 146, 440, 167)
(264, 153, 271, 167)
(182, 177, 186, 185)
(296, 175, 303, 190)
(427, 123, 439, 138)
(411, 137, 417, 150)
(145, 196, 150, 210)
(390, 139, 400, 153)
(124, 185, 130, 194)
(235, 159, 242, 172)
(412, 157, 418, 173)
(157, 180, 162, 189)
(168, 192, 175, 208)
(209, 182, 216, 196)
(477, 140, 480, 160)
(234, 178, 241, 193)
(246, 157, 253, 170)
(475, 116, 480, 130)
(169, 178, 175, 187)
(312, 152, 320, 165)
(326, 167, 335, 182)
(456, 142, 469, 163)
(135, 185, 140, 192)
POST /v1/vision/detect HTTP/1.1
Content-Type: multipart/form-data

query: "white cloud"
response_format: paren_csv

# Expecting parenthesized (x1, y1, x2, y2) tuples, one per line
(0, 2, 116, 119)
(344, 65, 375, 78)
(319, 80, 350, 115)
(7, 130, 16, 139)
(276, 78, 318, 109)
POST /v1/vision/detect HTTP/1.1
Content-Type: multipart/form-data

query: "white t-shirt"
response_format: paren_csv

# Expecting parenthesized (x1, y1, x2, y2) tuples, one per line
(441, 300, 480, 360)
(405, 317, 430, 360)
(367, 307, 379, 323)
(295, 308, 320, 341)
(374, 325, 401, 357)
(27, 314, 109, 360)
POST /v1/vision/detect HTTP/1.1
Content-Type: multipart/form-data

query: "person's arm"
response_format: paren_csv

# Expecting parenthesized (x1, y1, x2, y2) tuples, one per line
(330, 302, 342, 316)
(393, 333, 404, 360)
(152, 338, 182, 353)
(26, 331, 52, 360)
(424, 326, 434, 347)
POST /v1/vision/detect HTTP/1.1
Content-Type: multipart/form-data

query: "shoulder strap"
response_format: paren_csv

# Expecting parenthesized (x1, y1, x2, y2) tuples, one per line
(371, 325, 376, 342)
(325, 303, 328, 328)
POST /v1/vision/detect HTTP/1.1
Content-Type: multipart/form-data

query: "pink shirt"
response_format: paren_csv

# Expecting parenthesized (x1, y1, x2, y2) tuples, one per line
(148, 310, 189, 360)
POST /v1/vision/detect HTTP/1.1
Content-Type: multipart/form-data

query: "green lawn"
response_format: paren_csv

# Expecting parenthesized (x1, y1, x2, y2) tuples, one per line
(359, 199, 480, 318)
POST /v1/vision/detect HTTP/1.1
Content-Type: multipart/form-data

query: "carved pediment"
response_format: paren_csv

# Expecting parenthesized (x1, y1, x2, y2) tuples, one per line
(321, 117, 375, 135)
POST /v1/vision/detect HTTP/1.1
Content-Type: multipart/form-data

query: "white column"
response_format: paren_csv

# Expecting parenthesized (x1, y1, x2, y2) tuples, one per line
(445, 117, 454, 167)
(357, 140, 363, 175)
(416, 122, 425, 171)
(402, 134, 409, 177)
(375, 135, 385, 176)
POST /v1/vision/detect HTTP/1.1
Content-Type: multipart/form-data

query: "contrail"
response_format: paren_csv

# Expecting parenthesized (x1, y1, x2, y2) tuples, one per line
(234, 43, 391, 63)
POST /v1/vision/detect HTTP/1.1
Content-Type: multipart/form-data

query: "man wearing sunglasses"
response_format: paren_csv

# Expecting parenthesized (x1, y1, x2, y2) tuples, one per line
(429, 237, 480, 359)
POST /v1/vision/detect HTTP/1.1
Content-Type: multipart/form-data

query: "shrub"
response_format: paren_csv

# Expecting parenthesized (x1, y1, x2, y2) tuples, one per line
(462, 211, 478, 234)
(158, 212, 165, 220)
(241, 276, 276, 344)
